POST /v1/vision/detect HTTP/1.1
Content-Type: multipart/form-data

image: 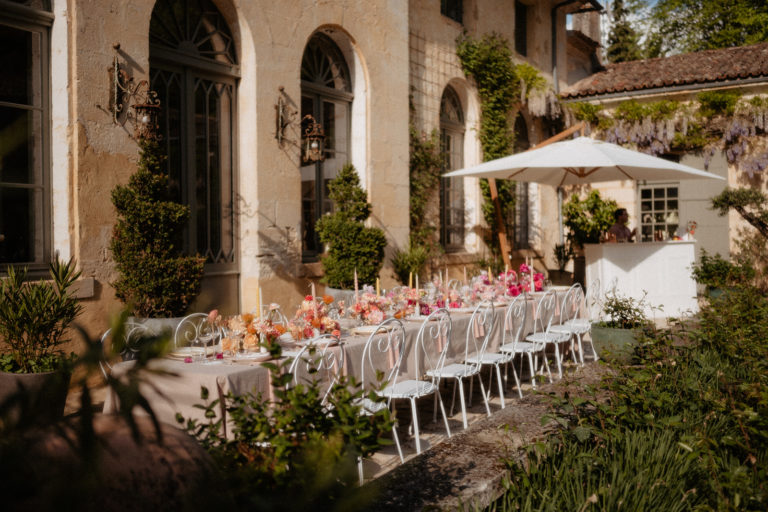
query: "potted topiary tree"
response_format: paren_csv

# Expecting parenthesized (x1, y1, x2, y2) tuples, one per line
(315, 164, 387, 296)
(0, 258, 82, 421)
(110, 136, 205, 331)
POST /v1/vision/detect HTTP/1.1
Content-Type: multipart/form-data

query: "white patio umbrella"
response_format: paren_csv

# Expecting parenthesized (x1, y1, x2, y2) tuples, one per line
(443, 136, 725, 185)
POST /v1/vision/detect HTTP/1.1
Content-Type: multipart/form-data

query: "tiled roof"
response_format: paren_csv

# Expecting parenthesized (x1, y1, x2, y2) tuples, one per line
(562, 42, 768, 99)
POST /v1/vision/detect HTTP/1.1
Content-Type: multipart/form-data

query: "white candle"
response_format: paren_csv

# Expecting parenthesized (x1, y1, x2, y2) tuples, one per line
(463, 266, 467, 285)
(354, 268, 359, 302)
(376, 277, 380, 297)
(255, 286, 261, 319)
(415, 274, 420, 317)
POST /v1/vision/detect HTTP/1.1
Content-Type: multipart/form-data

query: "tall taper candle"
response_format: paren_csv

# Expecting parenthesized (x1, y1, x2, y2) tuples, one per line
(354, 268, 359, 302)
(376, 277, 380, 297)
(409, 271, 413, 289)
(415, 274, 420, 317)
(463, 266, 467, 285)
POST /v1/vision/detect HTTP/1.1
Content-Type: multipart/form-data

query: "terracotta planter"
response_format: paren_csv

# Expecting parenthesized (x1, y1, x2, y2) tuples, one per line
(590, 324, 640, 363)
(0, 369, 71, 423)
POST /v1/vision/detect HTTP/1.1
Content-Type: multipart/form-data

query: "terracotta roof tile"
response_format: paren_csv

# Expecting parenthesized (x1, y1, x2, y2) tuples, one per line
(562, 42, 768, 99)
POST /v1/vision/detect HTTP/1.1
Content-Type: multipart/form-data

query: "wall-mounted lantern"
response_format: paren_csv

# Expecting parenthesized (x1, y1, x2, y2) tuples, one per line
(301, 114, 325, 163)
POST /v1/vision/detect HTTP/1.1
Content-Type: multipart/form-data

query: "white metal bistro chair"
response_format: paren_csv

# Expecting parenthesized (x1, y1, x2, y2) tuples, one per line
(356, 318, 406, 484)
(464, 303, 511, 410)
(288, 334, 346, 406)
(547, 284, 583, 367)
(379, 308, 452, 455)
(524, 289, 569, 381)
(173, 312, 222, 351)
(498, 294, 536, 398)
(427, 300, 494, 429)
(98, 321, 154, 381)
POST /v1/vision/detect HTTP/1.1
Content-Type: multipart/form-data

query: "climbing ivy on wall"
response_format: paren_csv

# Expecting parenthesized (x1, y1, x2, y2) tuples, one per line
(569, 91, 768, 177)
(408, 126, 443, 249)
(456, 33, 552, 256)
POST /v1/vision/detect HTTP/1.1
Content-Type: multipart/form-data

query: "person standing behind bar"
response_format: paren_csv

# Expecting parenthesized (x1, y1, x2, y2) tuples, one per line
(607, 208, 636, 242)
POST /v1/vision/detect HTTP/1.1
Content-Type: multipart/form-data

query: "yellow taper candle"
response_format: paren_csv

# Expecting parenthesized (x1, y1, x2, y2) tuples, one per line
(376, 278, 380, 297)
(409, 271, 413, 289)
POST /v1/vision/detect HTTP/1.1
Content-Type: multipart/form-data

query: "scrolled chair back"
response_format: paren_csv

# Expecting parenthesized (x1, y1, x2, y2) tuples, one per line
(98, 321, 155, 380)
(464, 300, 495, 370)
(173, 312, 222, 349)
(533, 289, 559, 334)
(360, 318, 406, 397)
(559, 283, 583, 324)
(414, 308, 452, 384)
(502, 293, 528, 348)
(288, 334, 345, 404)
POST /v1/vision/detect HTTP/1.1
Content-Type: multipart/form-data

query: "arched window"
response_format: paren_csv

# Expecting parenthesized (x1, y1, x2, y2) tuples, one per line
(300, 33, 353, 260)
(0, 0, 53, 268)
(440, 86, 465, 252)
(149, 0, 238, 270)
(512, 114, 530, 249)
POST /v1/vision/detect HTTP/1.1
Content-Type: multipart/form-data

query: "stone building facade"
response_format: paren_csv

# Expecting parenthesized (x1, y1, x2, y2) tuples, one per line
(0, 0, 602, 340)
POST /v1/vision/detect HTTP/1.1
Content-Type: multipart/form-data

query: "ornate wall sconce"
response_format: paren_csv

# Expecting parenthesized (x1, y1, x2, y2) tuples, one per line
(109, 43, 161, 140)
(302, 114, 326, 163)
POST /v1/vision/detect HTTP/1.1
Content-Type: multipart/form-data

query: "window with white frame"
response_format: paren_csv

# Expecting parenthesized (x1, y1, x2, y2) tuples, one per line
(639, 184, 679, 242)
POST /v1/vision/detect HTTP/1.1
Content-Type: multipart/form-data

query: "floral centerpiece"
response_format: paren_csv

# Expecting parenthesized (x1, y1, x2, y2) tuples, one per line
(220, 313, 287, 354)
(288, 295, 340, 340)
(348, 286, 392, 325)
(517, 263, 545, 293)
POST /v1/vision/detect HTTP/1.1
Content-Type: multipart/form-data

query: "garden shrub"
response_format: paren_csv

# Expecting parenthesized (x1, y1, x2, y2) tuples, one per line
(110, 138, 204, 317)
(491, 285, 768, 511)
(316, 164, 387, 289)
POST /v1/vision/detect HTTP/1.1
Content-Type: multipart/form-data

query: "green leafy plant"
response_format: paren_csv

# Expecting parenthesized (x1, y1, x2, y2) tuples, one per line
(180, 352, 393, 509)
(110, 138, 205, 318)
(562, 190, 617, 249)
(690, 250, 755, 290)
(315, 164, 387, 289)
(598, 288, 655, 329)
(408, 126, 445, 272)
(391, 244, 429, 285)
(494, 284, 768, 511)
(0, 258, 82, 373)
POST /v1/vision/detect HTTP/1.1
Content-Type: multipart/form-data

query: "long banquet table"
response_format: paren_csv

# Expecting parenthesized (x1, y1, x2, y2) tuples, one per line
(103, 288, 570, 434)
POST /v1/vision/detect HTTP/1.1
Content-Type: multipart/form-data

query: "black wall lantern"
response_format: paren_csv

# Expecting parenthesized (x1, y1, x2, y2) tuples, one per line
(301, 114, 326, 163)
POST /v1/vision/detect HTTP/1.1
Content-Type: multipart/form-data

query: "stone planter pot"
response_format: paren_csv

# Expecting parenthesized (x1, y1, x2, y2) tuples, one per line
(0, 369, 72, 423)
(548, 269, 573, 286)
(590, 324, 640, 363)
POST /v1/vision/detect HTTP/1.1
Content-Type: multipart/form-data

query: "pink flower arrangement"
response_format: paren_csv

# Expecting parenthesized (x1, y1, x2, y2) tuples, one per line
(288, 295, 340, 340)
(348, 286, 391, 325)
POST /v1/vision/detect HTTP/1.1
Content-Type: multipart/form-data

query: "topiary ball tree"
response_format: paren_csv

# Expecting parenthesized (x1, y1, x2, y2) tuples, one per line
(315, 164, 387, 289)
(110, 138, 205, 318)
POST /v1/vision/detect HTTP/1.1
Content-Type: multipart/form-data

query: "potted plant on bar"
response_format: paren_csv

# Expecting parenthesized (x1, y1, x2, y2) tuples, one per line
(0, 258, 82, 421)
(110, 135, 205, 332)
(590, 288, 658, 363)
(562, 190, 616, 286)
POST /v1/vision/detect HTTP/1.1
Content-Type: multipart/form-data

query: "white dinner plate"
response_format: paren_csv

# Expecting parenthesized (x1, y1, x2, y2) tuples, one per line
(278, 333, 298, 348)
(167, 347, 205, 360)
(350, 324, 391, 336)
(233, 351, 272, 362)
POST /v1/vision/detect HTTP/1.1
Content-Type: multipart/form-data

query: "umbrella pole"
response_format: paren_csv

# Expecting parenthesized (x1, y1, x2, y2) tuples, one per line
(488, 178, 512, 269)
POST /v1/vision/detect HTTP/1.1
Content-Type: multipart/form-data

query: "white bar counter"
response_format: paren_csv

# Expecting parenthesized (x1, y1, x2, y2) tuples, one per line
(584, 240, 698, 318)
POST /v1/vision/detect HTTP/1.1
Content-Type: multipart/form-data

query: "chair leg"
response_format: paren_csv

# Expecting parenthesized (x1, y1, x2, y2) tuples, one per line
(511, 360, 523, 399)
(495, 364, 506, 409)
(542, 350, 553, 383)
(477, 375, 491, 417)
(433, 391, 438, 424)
(410, 398, 422, 454)
(358, 456, 364, 486)
(392, 422, 404, 463)
(437, 392, 452, 438)
(468, 376, 474, 407)
(528, 353, 537, 389)
(576, 333, 585, 365)
(450, 380, 458, 417)
(554, 343, 563, 379)
(457, 378, 468, 429)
